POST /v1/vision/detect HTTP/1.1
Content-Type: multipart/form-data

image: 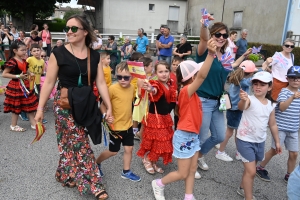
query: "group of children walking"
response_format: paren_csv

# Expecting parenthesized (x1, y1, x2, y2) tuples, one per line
(2, 37, 299, 200)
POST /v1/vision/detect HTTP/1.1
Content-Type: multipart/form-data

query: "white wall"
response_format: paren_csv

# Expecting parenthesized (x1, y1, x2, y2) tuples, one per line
(102, 0, 187, 34)
(288, 0, 300, 35)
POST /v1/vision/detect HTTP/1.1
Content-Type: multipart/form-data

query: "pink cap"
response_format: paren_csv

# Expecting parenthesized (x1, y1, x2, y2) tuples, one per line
(180, 60, 204, 82)
(239, 60, 258, 73)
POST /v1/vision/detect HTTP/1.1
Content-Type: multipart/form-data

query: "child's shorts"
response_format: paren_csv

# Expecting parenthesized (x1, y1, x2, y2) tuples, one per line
(237, 138, 265, 163)
(173, 130, 200, 159)
(109, 127, 134, 152)
(226, 109, 243, 129)
(271, 130, 299, 152)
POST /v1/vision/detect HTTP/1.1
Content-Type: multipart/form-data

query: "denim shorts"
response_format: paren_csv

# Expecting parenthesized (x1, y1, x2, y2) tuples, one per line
(271, 131, 299, 152)
(173, 130, 200, 159)
(226, 109, 243, 129)
(287, 164, 300, 199)
(236, 138, 265, 163)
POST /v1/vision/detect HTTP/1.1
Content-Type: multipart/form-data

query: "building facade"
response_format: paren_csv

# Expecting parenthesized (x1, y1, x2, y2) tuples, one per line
(187, 0, 295, 45)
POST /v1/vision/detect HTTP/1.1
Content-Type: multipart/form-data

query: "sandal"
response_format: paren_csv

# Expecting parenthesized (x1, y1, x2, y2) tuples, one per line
(95, 189, 108, 200)
(10, 125, 26, 132)
(64, 182, 76, 188)
(142, 158, 155, 174)
(153, 163, 164, 174)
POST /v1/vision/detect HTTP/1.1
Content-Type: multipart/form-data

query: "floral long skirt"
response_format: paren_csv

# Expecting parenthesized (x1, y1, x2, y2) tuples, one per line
(53, 91, 104, 195)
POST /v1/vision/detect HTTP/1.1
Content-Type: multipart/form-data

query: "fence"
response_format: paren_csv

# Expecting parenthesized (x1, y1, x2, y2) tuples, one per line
(290, 35, 300, 47)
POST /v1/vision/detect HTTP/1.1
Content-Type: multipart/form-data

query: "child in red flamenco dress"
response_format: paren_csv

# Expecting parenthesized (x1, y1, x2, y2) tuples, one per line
(137, 61, 177, 174)
(2, 41, 38, 132)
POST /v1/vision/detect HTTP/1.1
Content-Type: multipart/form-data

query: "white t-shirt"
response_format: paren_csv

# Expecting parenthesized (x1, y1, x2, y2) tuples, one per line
(271, 52, 294, 82)
(225, 38, 237, 58)
(93, 38, 102, 49)
(237, 95, 276, 143)
(2, 37, 9, 50)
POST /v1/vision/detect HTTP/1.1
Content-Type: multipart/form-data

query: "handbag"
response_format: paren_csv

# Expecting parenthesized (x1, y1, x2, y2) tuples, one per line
(59, 48, 91, 109)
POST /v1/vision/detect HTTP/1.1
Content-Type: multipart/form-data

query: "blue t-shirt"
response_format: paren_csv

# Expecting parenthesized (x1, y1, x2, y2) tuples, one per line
(228, 77, 252, 110)
(159, 35, 174, 57)
(136, 35, 149, 54)
(236, 38, 247, 56)
(275, 88, 300, 132)
(195, 49, 230, 98)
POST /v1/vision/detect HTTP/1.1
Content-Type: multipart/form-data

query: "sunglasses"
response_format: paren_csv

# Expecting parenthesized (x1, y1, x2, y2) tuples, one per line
(214, 32, 229, 39)
(108, 39, 111, 41)
(41, 55, 46, 58)
(116, 75, 131, 81)
(287, 77, 300, 81)
(64, 26, 84, 33)
(284, 45, 295, 48)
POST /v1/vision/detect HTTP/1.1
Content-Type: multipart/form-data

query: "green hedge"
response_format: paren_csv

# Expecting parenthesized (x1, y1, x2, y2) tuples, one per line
(34, 18, 66, 32)
(248, 42, 300, 65)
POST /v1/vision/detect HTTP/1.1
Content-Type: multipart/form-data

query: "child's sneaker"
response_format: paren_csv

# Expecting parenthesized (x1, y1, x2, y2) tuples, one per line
(19, 112, 29, 121)
(284, 173, 290, 183)
(237, 187, 257, 200)
(152, 180, 165, 200)
(235, 151, 242, 161)
(97, 163, 104, 177)
(197, 157, 209, 170)
(256, 168, 270, 182)
(194, 171, 201, 179)
(121, 170, 141, 182)
(215, 151, 233, 162)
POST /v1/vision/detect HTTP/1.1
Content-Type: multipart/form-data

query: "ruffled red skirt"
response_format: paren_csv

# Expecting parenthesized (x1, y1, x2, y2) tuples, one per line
(4, 79, 38, 114)
(136, 113, 174, 165)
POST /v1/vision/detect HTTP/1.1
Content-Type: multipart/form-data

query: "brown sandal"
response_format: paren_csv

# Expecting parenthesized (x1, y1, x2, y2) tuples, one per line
(142, 158, 155, 174)
(153, 163, 164, 174)
(95, 189, 108, 200)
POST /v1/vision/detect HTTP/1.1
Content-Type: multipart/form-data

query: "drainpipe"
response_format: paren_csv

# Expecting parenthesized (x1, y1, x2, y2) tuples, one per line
(282, 0, 292, 43)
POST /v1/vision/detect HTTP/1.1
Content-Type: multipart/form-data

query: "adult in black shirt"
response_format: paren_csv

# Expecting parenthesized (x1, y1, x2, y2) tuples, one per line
(173, 35, 192, 60)
(156, 26, 165, 60)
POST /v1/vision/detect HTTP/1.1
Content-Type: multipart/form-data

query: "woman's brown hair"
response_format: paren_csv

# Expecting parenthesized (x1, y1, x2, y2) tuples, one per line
(210, 22, 229, 54)
(228, 68, 251, 86)
(67, 14, 97, 47)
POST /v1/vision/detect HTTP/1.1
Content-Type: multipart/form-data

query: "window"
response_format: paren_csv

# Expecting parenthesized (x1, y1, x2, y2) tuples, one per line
(233, 11, 243, 28)
(149, 4, 155, 11)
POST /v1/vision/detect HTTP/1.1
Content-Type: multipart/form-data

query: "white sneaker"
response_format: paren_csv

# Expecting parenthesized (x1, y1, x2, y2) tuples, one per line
(195, 171, 201, 179)
(237, 187, 257, 200)
(214, 144, 220, 149)
(236, 151, 242, 161)
(152, 180, 165, 200)
(197, 157, 209, 170)
(215, 152, 233, 162)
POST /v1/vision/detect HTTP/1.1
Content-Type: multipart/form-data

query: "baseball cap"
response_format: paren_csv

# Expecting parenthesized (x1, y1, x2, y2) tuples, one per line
(252, 71, 273, 83)
(239, 60, 258, 73)
(179, 60, 203, 82)
(286, 66, 300, 77)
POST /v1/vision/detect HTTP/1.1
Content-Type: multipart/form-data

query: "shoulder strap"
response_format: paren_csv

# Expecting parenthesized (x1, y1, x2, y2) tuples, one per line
(291, 53, 294, 65)
(87, 48, 91, 86)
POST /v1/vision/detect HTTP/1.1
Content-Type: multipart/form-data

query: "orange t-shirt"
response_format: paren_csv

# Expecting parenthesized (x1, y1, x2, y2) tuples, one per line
(177, 85, 202, 134)
(170, 72, 177, 90)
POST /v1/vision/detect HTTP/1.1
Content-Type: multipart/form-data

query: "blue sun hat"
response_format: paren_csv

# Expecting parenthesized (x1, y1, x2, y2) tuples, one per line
(286, 66, 300, 77)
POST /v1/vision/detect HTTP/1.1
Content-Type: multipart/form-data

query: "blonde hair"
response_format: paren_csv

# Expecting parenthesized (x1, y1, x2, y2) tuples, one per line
(283, 38, 295, 45)
(228, 68, 250, 86)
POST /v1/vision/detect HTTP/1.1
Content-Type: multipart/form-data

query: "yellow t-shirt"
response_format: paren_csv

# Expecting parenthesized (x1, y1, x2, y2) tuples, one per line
(26, 56, 45, 84)
(130, 77, 138, 94)
(109, 83, 135, 130)
(103, 65, 112, 87)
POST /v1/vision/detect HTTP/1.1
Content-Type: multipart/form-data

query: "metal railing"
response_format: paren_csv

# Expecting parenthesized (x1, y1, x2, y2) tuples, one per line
(290, 35, 300, 47)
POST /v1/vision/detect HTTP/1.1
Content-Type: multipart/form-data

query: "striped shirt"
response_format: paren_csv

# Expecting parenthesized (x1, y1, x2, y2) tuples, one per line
(275, 88, 300, 132)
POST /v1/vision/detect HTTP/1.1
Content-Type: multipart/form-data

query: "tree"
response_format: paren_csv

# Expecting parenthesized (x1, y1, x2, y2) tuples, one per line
(0, 0, 71, 30)
(63, 8, 83, 21)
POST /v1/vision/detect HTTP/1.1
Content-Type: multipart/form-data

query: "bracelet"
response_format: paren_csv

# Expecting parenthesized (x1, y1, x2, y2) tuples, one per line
(208, 52, 216, 57)
(37, 107, 44, 111)
(16, 75, 20, 79)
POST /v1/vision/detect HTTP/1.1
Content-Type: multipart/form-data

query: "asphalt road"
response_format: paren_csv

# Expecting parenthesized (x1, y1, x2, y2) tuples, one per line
(0, 75, 298, 200)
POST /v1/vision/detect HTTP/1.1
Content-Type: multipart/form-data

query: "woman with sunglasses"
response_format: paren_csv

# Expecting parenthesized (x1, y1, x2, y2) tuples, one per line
(195, 17, 252, 177)
(266, 38, 295, 100)
(34, 14, 112, 200)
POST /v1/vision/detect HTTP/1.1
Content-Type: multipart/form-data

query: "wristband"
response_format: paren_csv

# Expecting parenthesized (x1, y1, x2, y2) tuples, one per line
(208, 52, 216, 58)
(16, 75, 20, 79)
(37, 107, 44, 111)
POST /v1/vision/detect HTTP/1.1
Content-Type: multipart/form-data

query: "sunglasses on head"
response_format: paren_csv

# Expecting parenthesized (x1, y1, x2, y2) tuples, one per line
(284, 45, 295, 48)
(116, 75, 131, 81)
(64, 26, 84, 33)
(214, 32, 229, 39)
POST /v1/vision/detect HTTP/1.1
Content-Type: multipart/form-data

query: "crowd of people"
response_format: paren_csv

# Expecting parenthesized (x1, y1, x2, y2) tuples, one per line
(0, 12, 299, 200)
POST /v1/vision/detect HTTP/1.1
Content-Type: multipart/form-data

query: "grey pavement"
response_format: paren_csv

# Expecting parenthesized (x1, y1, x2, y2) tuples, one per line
(0, 75, 298, 200)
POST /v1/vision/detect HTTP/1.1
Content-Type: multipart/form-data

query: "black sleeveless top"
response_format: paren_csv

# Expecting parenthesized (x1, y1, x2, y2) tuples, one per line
(52, 45, 100, 88)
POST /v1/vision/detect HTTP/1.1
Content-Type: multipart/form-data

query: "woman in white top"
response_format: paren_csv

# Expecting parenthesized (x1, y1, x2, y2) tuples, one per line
(266, 38, 295, 100)
(225, 31, 237, 58)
